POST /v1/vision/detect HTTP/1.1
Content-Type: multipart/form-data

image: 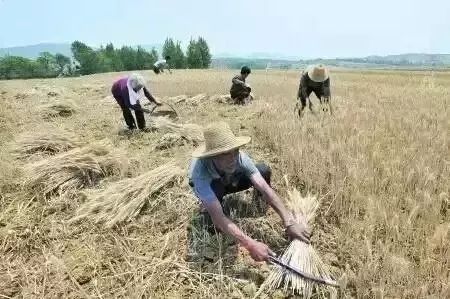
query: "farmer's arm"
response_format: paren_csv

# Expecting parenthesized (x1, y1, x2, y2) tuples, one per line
(123, 88, 150, 113)
(251, 172, 311, 243)
(232, 76, 246, 86)
(203, 199, 274, 261)
(143, 87, 162, 105)
(297, 73, 309, 100)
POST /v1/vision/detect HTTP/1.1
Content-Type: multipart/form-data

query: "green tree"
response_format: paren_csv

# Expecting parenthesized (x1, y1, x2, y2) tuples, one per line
(162, 38, 186, 69)
(55, 53, 71, 74)
(197, 37, 211, 68)
(162, 38, 176, 67)
(0, 56, 38, 79)
(186, 39, 202, 68)
(118, 46, 138, 71)
(36, 52, 58, 77)
(173, 42, 186, 68)
(71, 41, 100, 75)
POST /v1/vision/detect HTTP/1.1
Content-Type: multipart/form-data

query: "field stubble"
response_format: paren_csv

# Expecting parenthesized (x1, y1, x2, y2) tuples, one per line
(0, 69, 448, 298)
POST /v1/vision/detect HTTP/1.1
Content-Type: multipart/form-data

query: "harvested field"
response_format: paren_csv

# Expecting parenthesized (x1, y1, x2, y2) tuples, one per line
(0, 69, 448, 298)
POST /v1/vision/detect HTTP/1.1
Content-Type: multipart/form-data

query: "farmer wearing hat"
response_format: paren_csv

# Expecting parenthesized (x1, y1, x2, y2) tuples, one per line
(153, 56, 172, 74)
(111, 73, 162, 131)
(230, 66, 253, 105)
(188, 122, 311, 262)
(296, 64, 331, 116)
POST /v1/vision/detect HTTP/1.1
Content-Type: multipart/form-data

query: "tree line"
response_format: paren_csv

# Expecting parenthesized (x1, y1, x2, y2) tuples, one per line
(0, 37, 211, 80)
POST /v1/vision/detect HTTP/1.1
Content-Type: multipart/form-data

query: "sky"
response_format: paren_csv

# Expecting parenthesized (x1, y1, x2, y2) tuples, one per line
(0, 0, 449, 58)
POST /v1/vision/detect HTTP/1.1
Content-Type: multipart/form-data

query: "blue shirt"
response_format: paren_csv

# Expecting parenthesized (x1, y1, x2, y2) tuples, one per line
(188, 151, 259, 203)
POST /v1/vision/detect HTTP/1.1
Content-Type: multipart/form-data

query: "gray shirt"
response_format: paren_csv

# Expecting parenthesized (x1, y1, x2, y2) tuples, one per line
(188, 151, 258, 203)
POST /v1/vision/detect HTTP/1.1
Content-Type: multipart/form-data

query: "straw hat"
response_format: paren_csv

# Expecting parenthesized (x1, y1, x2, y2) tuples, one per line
(192, 122, 251, 158)
(307, 65, 329, 82)
(129, 73, 146, 90)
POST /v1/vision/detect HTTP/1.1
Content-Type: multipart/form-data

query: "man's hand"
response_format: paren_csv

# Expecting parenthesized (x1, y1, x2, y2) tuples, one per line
(142, 108, 151, 114)
(286, 222, 311, 244)
(244, 239, 275, 262)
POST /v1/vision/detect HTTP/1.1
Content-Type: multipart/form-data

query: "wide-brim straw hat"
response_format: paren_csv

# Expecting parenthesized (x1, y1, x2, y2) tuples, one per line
(192, 122, 251, 158)
(307, 64, 329, 82)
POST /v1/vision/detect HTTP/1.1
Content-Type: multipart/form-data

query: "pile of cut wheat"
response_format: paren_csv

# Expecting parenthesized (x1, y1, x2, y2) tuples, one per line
(13, 130, 82, 159)
(70, 162, 184, 227)
(23, 142, 127, 197)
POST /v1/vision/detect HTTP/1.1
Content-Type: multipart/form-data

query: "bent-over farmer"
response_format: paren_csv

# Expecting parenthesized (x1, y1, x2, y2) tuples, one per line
(153, 56, 172, 74)
(296, 64, 332, 116)
(188, 122, 311, 262)
(230, 66, 253, 105)
(111, 73, 161, 131)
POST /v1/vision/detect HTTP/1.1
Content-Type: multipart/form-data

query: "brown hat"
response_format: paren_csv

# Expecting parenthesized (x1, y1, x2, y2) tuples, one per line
(307, 64, 329, 82)
(192, 122, 251, 158)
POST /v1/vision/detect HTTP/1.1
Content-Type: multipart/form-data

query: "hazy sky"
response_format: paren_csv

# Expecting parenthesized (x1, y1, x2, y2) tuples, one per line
(0, 0, 449, 58)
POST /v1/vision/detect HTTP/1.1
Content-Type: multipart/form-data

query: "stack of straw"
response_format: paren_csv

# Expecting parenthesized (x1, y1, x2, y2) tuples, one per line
(150, 117, 204, 145)
(23, 142, 127, 197)
(258, 187, 336, 298)
(13, 130, 82, 159)
(40, 99, 78, 119)
(70, 162, 184, 228)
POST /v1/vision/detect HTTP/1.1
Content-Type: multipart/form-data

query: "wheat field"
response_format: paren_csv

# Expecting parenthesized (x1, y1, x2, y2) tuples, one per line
(0, 69, 448, 298)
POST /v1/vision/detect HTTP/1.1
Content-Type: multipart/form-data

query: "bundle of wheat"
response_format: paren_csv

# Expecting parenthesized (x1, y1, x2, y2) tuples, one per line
(40, 99, 78, 119)
(257, 187, 337, 298)
(155, 133, 187, 150)
(70, 162, 184, 228)
(13, 130, 82, 159)
(22, 142, 127, 197)
(209, 94, 232, 104)
(150, 117, 204, 145)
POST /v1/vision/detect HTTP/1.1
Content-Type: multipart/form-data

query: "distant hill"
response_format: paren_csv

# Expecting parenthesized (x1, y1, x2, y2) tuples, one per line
(213, 53, 450, 69)
(0, 43, 72, 58)
(0, 43, 163, 59)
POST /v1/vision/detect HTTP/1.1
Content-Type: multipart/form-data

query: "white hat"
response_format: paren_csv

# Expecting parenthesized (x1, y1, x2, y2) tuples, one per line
(129, 73, 146, 89)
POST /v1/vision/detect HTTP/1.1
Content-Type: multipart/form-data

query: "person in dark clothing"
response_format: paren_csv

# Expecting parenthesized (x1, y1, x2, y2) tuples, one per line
(111, 73, 161, 131)
(296, 64, 332, 116)
(230, 66, 253, 105)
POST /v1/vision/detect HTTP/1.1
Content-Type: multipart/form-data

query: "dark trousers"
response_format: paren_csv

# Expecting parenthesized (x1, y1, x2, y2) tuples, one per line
(299, 88, 324, 108)
(153, 66, 161, 74)
(112, 94, 146, 130)
(192, 163, 272, 232)
(231, 87, 252, 105)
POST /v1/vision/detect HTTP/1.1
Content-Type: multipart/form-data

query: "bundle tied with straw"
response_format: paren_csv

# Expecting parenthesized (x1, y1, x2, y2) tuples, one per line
(13, 130, 83, 159)
(70, 162, 184, 228)
(40, 99, 78, 119)
(150, 117, 204, 145)
(258, 185, 337, 298)
(23, 142, 127, 198)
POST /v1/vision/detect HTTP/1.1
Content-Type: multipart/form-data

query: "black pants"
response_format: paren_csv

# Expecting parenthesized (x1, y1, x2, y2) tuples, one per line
(299, 87, 324, 108)
(112, 95, 146, 130)
(153, 66, 161, 74)
(191, 163, 272, 232)
(231, 87, 252, 105)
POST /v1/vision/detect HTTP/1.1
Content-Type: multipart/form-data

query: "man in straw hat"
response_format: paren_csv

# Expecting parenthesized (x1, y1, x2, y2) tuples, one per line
(296, 64, 331, 117)
(230, 66, 253, 105)
(188, 122, 311, 262)
(111, 73, 162, 131)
